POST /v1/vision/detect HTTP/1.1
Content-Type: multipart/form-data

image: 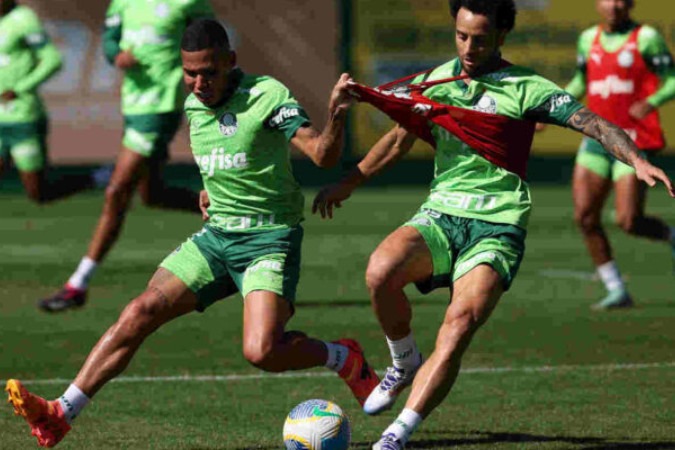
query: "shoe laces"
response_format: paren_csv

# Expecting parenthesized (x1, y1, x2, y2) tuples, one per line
(378, 433, 403, 450)
(381, 367, 407, 391)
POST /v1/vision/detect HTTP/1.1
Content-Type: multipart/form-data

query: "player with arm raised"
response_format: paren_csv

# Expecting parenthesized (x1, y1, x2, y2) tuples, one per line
(0, 0, 94, 202)
(567, 0, 675, 309)
(38, 0, 215, 312)
(313, 1, 674, 448)
(6, 19, 379, 448)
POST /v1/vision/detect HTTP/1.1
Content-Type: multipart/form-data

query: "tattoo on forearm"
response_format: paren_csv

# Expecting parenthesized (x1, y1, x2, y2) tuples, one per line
(567, 108, 639, 166)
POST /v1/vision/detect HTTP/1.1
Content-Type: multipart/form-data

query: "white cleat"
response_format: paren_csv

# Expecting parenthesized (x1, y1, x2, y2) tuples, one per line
(372, 433, 404, 450)
(363, 364, 420, 415)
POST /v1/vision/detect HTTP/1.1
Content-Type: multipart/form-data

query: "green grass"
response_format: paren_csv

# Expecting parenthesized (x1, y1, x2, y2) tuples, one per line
(1, 186, 674, 449)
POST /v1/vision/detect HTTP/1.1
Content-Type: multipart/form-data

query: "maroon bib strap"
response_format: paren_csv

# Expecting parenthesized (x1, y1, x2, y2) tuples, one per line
(348, 74, 535, 179)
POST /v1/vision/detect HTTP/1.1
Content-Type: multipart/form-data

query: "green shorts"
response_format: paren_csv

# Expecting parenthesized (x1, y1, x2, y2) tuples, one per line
(0, 118, 48, 172)
(575, 137, 650, 182)
(159, 224, 303, 311)
(123, 112, 182, 160)
(404, 209, 526, 293)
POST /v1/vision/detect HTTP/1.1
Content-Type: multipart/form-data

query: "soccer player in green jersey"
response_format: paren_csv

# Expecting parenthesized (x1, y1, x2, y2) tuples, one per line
(566, 0, 675, 309)
(5, 19, 380, 448)
(38, 0, 215, 312)
(0, 0, 94, 202)
(313, 1, 674, 448)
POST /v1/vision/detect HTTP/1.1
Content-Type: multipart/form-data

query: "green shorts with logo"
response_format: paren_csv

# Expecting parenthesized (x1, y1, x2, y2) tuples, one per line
(404, 209, 526, 293)
(123, 112, 182, 160)
(159, 224, 303, 311)
(576, 137, 651, 182)
(0, 118, 48, 172)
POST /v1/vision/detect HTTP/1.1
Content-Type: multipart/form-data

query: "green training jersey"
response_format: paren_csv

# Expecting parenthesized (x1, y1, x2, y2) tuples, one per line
(103, 0, 214, 116)
(186, 69, 311, 231)
(416, 58, 583, 229)
(0, 6, 62, 123)
(566, 23, 675, 107)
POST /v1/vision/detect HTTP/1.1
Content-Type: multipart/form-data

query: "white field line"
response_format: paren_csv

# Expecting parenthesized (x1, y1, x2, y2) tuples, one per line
(17, 361, 675, 386)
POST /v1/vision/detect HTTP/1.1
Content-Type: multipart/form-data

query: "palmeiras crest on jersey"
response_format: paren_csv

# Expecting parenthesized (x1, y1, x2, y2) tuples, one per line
(219, 112, 238, 136)
(473, 95, 498, 114)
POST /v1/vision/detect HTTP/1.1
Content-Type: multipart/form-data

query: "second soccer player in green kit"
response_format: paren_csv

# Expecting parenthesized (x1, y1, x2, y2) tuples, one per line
(6, 19, 379, 448)
(39, 0, 216, 312)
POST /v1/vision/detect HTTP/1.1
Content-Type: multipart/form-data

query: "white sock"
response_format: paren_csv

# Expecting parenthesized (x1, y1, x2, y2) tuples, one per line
(597, 260, 624, 292)
(67, 257, 98, 290)
(382, 408, 423, 444)
(58, 384, 90, 424)
(324, 342, 348, 372)
(386, 333, 422, 371)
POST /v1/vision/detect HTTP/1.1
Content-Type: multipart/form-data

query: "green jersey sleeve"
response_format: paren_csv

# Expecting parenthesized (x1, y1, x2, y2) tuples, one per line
(522, 76, 583, 126)
(13, 9, 62, 93)
(638, 26, 675, 108)
(262, 84, 311, 141)
(102, 0, 125, 64)
(265, 103, 311, 141)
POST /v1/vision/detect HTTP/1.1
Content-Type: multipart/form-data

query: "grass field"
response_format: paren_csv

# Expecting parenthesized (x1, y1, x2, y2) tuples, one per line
(1, 185, 674, 449)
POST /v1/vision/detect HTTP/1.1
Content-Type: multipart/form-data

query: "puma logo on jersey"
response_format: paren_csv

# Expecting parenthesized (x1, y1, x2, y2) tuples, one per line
(589, 75, 634, 99)
(196, 148, 248, 177)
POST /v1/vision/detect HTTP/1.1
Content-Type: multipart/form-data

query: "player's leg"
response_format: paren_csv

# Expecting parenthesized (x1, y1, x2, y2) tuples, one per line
(373, 265, 503, 450)
(15, 120, 93, 204)
(134, 111, 200, 213)
(6, 267, 198, 447)
(37, 147, 147, 312)
(573, 140, 630, 309)
(233, 225, 378, 405)
(614, 170, 673, 242)
(137, 156, 200, 213)
(363, 216, 437, 415)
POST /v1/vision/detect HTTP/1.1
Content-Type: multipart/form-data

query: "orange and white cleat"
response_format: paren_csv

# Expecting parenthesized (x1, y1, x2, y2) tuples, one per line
(5, 379, 71, 448)
(334, 339, 380, 406)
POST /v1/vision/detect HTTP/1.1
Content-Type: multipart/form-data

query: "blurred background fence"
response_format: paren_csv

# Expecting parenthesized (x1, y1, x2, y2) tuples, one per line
(16, 0, 675, 181)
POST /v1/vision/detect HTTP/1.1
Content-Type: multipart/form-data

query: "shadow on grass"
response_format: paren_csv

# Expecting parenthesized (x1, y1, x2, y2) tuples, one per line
(346, 430, 675, 449)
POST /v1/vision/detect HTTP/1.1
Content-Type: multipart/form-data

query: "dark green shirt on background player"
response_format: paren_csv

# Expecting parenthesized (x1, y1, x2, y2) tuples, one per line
(313, 1, 674, 448)
(6, 20, 380, 448)
(38, 0, 217, 312)
(0, 0, 94, 203)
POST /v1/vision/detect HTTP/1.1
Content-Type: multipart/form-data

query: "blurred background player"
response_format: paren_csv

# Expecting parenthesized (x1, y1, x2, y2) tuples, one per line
(561, 0, 674, 309)
(313, 0, 674, 448)
(6, 19, 378, 448)
(38, 0, 215, 312)
(0, 0, 94, 203)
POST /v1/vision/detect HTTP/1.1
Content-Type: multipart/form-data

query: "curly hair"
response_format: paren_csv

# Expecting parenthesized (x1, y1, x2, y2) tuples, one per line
(449, 0, 517, 32)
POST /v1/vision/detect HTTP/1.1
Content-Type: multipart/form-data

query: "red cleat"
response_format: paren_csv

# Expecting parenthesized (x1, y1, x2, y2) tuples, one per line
(5, 379, 71, 448)
(334, 339, 380, 406)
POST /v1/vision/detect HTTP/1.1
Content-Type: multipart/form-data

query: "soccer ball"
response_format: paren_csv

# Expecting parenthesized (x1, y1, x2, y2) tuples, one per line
(282, 399, 351, 450)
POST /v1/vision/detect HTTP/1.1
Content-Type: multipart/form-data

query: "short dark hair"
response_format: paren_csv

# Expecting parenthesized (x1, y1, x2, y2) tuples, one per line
(449, 0, 517, 32)
(181, 19, 231, 52)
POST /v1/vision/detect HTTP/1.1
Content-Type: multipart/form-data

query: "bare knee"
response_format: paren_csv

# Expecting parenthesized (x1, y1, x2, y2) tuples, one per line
(365, 253, 403, 295)
(436, 309, 483, 357)
(616, 213, 639, 235)
(242, 338, 283, 372)
(116, 291, 165, 339)
(104, 183, 133, 213)
(574, 208, 601, 235)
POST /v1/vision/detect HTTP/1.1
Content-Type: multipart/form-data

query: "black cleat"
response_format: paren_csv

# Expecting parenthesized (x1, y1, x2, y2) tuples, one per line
(38, 286, 87, 312)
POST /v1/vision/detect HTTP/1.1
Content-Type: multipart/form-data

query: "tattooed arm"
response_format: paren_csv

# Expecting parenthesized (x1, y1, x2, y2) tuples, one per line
(567, 107, 675, 197)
